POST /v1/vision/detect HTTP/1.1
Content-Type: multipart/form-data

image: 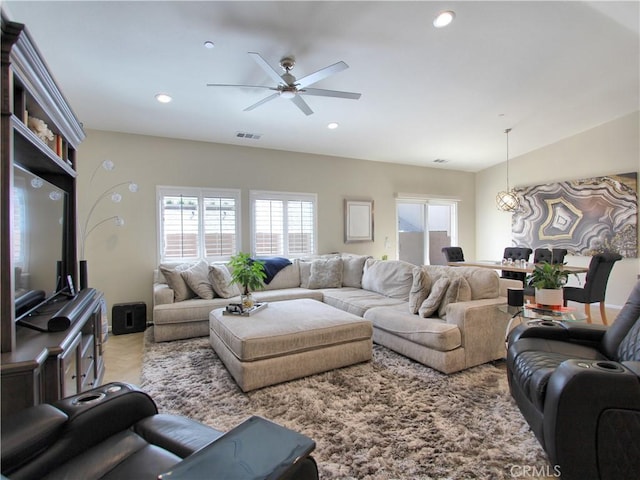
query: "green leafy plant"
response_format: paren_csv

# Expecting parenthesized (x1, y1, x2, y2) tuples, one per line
(527, 262, 572, 290)
(228, 252, 266, 295)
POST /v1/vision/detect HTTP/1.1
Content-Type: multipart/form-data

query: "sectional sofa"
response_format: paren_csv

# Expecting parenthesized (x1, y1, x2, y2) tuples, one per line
(153, 254, 520, 374)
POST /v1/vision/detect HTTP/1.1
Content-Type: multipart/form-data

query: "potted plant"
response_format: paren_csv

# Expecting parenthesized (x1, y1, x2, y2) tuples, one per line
(527, 262, 571, 306)
(228, 252, 266, 309)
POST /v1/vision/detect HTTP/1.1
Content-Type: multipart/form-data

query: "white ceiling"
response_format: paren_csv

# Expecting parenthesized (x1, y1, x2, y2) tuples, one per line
(3, 1, 639, 172)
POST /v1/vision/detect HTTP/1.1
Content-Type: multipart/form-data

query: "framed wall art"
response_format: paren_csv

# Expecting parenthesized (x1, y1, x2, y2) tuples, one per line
(511, 172, 637, 258)
(345, 199, 374, 243)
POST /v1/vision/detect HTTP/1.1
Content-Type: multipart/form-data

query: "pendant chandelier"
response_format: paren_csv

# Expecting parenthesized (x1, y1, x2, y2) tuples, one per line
(496, 128, 520, 212)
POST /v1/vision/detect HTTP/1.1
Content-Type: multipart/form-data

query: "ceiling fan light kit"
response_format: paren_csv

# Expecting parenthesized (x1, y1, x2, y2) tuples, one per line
(207, 52, 362, 116)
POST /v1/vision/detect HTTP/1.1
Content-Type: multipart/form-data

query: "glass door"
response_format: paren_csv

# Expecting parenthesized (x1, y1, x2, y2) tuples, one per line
(397, 199, 457, 265)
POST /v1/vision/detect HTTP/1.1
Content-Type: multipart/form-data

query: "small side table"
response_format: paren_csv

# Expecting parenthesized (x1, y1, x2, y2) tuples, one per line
(500, 304, 588, 346)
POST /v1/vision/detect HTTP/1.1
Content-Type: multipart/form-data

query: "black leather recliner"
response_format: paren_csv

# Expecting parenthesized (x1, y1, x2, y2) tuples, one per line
(507, 280, 640, 480)
(1, 383, 319, 480)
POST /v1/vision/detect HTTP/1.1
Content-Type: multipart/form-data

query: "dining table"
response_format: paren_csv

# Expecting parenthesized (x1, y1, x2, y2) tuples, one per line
(447, 260, 589, 274)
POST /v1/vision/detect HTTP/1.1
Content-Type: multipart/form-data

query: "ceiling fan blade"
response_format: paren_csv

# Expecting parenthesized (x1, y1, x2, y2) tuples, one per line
(206, 83, 276, 91)
(248, 52, 285, 85)
(296, 61, 349, 89)
(300, 88, 361, 100)
(291, 95, 313, 116)
(244, 93, 280, 112)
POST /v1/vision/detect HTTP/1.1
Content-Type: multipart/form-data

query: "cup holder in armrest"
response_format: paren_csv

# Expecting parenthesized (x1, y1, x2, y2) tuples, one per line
(526, 319, 562, 327)
(592, 361, 625, 373)
(72, 392, 106, 406)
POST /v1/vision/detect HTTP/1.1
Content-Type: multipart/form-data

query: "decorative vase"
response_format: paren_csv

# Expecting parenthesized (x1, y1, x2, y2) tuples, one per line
(241, 292, 255, 309)
(535, 288, 563, 307)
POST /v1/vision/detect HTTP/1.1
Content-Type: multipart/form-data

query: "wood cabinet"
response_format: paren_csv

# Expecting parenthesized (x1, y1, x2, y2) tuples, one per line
(1, 15, 104, 416)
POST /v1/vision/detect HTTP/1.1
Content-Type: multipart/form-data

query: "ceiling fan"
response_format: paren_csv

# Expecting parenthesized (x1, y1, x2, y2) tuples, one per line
(207, 52, 361, 116)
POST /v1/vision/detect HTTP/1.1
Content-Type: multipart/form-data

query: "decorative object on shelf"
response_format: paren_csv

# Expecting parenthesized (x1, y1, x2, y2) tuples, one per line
(228, 252, 266, 309)
(496, 128, 520, 213)
(27, 116, 54, 142)
(223, 302, 268, 317)
(526, 261, 573, 307)
(80, 160, 138, 288)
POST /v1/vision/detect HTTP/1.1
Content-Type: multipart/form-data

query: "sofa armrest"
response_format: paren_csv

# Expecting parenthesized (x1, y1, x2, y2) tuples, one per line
(446, 298, 509, 367)
(499, 278, 523, 297)
(154, 283, 175, 306)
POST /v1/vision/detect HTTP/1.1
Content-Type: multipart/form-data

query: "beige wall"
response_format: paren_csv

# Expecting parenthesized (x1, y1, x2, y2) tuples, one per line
(476, 111, 640, 307)
(78, 130, 476, 319)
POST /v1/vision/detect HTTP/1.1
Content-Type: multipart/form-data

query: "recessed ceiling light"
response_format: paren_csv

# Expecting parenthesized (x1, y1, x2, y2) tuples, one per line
(155, 93, 172, 103)
(204, 41, 215, 49)
(327, 122, 339, 130)
(433, 10, 455, 28)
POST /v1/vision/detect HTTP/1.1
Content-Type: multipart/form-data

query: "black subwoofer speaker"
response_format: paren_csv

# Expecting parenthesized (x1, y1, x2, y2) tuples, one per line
(112, 302, 147, 335)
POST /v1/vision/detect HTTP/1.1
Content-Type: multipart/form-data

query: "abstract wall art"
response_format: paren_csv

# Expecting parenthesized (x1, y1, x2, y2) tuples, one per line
(511, 172, 637, 258)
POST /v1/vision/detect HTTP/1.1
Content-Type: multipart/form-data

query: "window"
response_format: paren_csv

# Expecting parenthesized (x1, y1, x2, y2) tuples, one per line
(250, 191, 317, 257)
(157, 187, 240, 262)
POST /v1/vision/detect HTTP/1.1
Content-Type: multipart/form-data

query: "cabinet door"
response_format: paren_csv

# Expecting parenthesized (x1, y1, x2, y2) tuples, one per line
(61, 334, 81, 398)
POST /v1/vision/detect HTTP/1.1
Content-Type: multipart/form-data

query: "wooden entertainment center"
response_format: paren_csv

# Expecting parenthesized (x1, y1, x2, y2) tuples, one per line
(1, 16, 105, 415)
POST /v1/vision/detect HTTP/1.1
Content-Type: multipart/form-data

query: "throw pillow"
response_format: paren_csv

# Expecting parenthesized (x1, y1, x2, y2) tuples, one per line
(181, 260, 215, 300)
(308, 257, 343, 289)
(438, 276, 472, 319)
(362, 259, 414, 301)
(208, 264, 241, 299)
(418, 277, 450, 318)
(341, 254, 369, 288)
(159, 263, 196, 302)
(409, 267, 432, 314)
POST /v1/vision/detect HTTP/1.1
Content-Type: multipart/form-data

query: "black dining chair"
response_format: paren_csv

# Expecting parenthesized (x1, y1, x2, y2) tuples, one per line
(563, 252, 622, 325)
(442, 246, 465, 263)
(532, 248, 552, 264)
(502, 247, 533, 285)
(551, 248, 568, 264)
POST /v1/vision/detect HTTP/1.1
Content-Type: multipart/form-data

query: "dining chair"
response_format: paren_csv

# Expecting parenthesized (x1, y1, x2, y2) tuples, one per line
(551, 248, 568, 264)
(533, 248, 552, 264)
(442, 246, 465, 263)
(563, 252, 623, 325)
(502, 247, 533, 285)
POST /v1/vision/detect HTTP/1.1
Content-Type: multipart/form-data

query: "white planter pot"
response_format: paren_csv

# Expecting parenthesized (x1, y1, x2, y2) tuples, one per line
(535, 288, 563, 306)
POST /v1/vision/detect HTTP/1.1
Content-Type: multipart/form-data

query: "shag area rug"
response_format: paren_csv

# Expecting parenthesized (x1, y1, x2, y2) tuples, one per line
(140, 329, 549, 479)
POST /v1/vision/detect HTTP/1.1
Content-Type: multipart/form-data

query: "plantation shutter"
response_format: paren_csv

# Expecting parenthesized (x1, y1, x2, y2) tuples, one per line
(161, 195, 199, 260)
(204, 196, 237, 257)
(288, 200, 314, 255)
(254, 199, 284, 256)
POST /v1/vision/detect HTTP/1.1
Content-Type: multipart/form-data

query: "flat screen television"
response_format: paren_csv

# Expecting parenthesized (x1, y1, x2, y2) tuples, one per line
(13, 163, 71, 320)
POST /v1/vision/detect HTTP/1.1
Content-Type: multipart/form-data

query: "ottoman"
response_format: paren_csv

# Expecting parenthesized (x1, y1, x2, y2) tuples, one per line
(209, 298, 373, 392)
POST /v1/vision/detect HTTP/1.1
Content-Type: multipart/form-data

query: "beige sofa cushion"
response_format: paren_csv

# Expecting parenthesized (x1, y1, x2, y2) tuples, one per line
(259, 261, 301, 291)
(181, 260, 215, 300)
(409, 267, 431, 314)
(362, 259, 414, 301)
(364, 304, 461, 352)
(322, 287, 406, 317)
(208, 264, 241, 298)
(341, 254, 369, 288)
(159, 263, 196, 302)
(418, 276, 450, 317)
(308, 257, 343, 289)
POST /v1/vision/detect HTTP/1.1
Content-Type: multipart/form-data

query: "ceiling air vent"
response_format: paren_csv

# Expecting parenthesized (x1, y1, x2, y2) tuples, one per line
(433, 158, 449, 164)
(236, 131, 262, 140)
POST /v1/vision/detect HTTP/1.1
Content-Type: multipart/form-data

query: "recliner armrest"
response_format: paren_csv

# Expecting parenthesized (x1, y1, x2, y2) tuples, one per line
(543, 359, 640, 479)
(509, 321, 606, 346)
(1, 404, 68, 475)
